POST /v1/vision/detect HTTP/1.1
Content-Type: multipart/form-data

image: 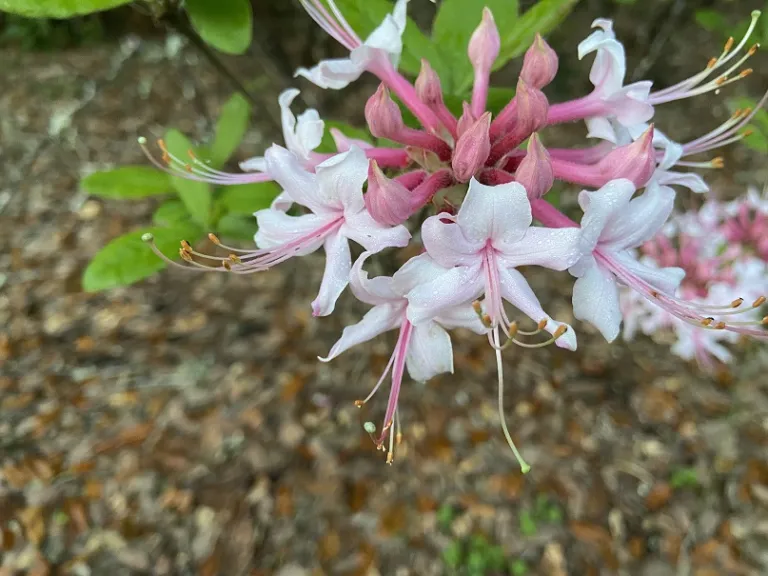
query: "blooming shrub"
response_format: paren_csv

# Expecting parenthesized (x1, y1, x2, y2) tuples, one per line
(140, 1, 767, 471)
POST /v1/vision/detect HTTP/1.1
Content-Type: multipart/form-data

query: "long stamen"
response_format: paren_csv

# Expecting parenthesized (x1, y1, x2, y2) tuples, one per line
(493, 327, 531, 474)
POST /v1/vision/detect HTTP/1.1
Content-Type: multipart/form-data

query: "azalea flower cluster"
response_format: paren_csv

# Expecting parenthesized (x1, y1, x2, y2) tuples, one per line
(622, 188, 768, 367)
(141, 1, 768, 472)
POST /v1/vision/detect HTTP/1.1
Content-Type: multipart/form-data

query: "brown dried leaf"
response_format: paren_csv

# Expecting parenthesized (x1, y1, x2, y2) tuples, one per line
(645, 482, 672, 512)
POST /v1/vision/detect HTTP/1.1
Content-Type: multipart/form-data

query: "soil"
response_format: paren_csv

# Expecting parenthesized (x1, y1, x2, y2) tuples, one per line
(1, 0, 768, 575)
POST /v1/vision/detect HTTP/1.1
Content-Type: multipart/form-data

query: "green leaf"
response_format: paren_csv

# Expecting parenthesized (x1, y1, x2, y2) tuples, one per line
(329, 0, 444, 78)
(211, 93, 251, 167)
(486, 86, 516, 115)
(441, 541, 463, 569)
(216, 213, 258, 241)
(317, 120, 374, 153)
(164, 129, 212, 228)
(494, 0, 580, 73)
(82, 225, 202, 292)
(153, 200, 192, 226)
(81, 166, 172, 199)
(0, 0, 129, 18)
(185, 0, 253, 55)
(433, 0, 519, 94)
(519, 510, 537, 536)
(216, 182, 281, 215)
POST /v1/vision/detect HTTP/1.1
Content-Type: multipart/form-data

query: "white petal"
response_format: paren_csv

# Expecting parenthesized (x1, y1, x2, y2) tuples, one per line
(604, 82, 654, 126)
(295, 58, 365, 90)
(434, 305, 488, 335)
(654, 170, 709, 194)
(613, 251, 685, 295)
(278, 89, 300, 154)
(349, 252, 400, 305)
(578, 20, 626, 95)
(392, 253, 453, 296)
(342, 210, 411, 253)
(421, 214, 484, 268)
(497, 227, 582, 271)
(320, 303, 403, 361)
(264, 145, 331, 214)
(254, 209, 331, 253)
(294, 109, 324, 158)
(405, 264, 485, 325)
(239, 156, 267, 172)
(572, 262, 622, 342)
(458, 179, 532, 244)
(498, 267, 577, 349)
(311, 232, 352, 316)
(585, 116, 619, 143)
(270, 191, 293, 212)
(577, 178, 636, 253)
(315, 147, 368, 212)
(601, 183, 675, 250)
(405, 322, 453, 382)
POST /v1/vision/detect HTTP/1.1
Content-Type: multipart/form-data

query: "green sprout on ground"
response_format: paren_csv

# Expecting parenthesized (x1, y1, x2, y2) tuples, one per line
(670, 467, 700, 490)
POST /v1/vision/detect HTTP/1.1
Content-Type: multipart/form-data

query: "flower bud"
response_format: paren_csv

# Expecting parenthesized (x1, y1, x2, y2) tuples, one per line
(598, 125, 656, 187)
(365, 160, 416, 226)
(452, 112, 491, 183)
(515, 133, 553, 200)
(457, 101, 476, 138)
(515, 78, 549, 135)
(520, 33, 559, 90)
(468, 8, 500, 76)
(365, 84, 405, 139)
(415, 59, 444, 106)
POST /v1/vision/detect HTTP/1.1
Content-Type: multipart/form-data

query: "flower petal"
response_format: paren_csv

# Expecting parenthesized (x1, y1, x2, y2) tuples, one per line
(295, 58, 366, 90)
(315, 146, 368, 212)
(577, 178, 636, 253)
(391, 253, 453, 296)
(294, 109, 325, 159)
(613, 251, 685, 295)
(343, 210, 411, 253)
(601, 183, 675, 250)
(578, 19, 625, 95)
(458, 178, 532, 244)
(264, 145, 331, 214)
(654, 170, 709, 194)
(434, 305, 488, 335)
(405, 264, 485, 325)
(405, 321, 454, 382)
(421, 214, 484, 268)
(320, 303, 403, 361)
(312, 232, 352, 316)
(497, 226, 582, 271)
(498, 266, 577, 349)
(585, 116, 619, 143)
(254, 209, 332, 253)
(572, 261, 622, 342)
(239, 156, 267, 172)
(349, 252, 400, 305)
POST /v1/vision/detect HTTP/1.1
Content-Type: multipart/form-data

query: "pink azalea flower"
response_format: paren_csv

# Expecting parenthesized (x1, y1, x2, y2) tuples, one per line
(405, 178, 580, 350)
(320, 252, 486, 463)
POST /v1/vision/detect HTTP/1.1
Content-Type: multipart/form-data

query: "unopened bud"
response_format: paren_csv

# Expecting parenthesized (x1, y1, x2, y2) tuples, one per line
(415, 59, 444, 106)
(468, 8, 500, 75)
(515, 78, 549, 135)
(514, 133, 553, 200)
(598, 125, 656, 187)
(457, 101, 476, 137)
(365, 84, 405, 139)
(330, 128, 372, 152)
(365, 160, 415, 226)
(520, 33, 559, 89)
(452, 112, 491, 183)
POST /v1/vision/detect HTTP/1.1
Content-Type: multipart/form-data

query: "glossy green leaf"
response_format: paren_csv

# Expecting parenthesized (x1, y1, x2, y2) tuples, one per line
(211, 93, 251, 167)
(82, 225, 201, 292)
(329, 0, 444, 77)
(164, 129, 212, 228)
(186, 0, 253, 55)
(216, 213, 258, 241)
(494, 0, 579, 73)
(152, 200, 192, 226)
(0, 0, 129, 18)
(216, 182, 281, 215)
(317, 120, 374, 153)
(81, 166, 172, 199)
(433, 0, 519, 94)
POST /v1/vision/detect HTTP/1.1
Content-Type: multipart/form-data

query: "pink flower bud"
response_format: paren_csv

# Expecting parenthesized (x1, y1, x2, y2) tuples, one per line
(365, 160, 415, 226)
(452, 112, 491, 183)
(515, 78, 549, 135)
(415, 59, 444, 106)
(515, 133, 553, 200)
(365, 84, 405, 139)
(468, 8, 500, 75)
(520, 33, 558, 90)
(598, 125, 656, 187)
(457, 101, 476, 137)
